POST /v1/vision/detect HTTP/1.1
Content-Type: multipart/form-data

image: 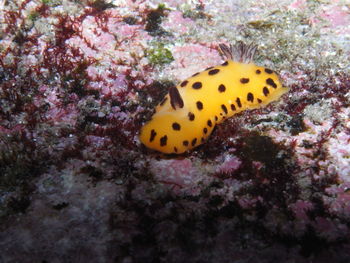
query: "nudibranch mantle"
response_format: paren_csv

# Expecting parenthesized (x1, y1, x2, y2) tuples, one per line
(140, 42, 289, 154)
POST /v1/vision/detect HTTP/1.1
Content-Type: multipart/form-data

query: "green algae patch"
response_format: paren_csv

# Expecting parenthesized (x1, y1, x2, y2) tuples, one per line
(146, 43, 174, 66)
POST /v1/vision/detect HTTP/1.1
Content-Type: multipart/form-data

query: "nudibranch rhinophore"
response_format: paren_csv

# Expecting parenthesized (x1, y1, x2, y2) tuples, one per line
(139, 42, 289, 154)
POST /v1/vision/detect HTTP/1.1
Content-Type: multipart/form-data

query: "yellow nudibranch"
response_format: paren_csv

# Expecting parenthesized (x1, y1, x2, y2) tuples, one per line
(139, 42, 289, 154)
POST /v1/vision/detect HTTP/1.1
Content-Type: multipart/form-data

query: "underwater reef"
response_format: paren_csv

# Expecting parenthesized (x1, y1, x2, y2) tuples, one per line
(0, 0, 350, 262)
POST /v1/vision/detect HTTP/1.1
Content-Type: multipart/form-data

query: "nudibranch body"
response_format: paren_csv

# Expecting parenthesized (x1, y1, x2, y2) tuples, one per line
(139, 42, 289, 154)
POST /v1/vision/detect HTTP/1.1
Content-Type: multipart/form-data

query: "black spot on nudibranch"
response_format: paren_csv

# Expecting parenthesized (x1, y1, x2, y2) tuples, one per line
(150, 129, 157, 142)
(231, 104, 236, 111)
(203, 128, 208, 134)
(196, 101, 203, 110)
(266, 78, 277, 88)
(257, 98, 262, 103)
(215, 116, 218, 121)
(192, 82, 202, 89)
(221, 104, 228, 114)
(221, 61, 229, 66)
(256, 69, 261, 74)
(218, 84, 226, 93)
(169, 87, 184, 109)
(247, 92, 254, 102)
(188, 112, 195, 121)
(240, 78, 249, 84)
(172, 122, 181, 131)
(265, 68, 273, 74)
(208, 69, 220, 75)
(183, 140, 189, 146)
(191, 138, 197, 146)
(160, 135, 168, 146)
(192, 72, 200, 77)
(263, 86, 269, 96)
(174, 147, 178, 153)
(207, 119, 212, 127)
(236, 97, 242, 108)
(180, 80, 188, 87)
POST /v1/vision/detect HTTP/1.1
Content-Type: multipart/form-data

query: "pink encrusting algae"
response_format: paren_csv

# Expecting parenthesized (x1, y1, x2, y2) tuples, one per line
(1, 0, 350, 262)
